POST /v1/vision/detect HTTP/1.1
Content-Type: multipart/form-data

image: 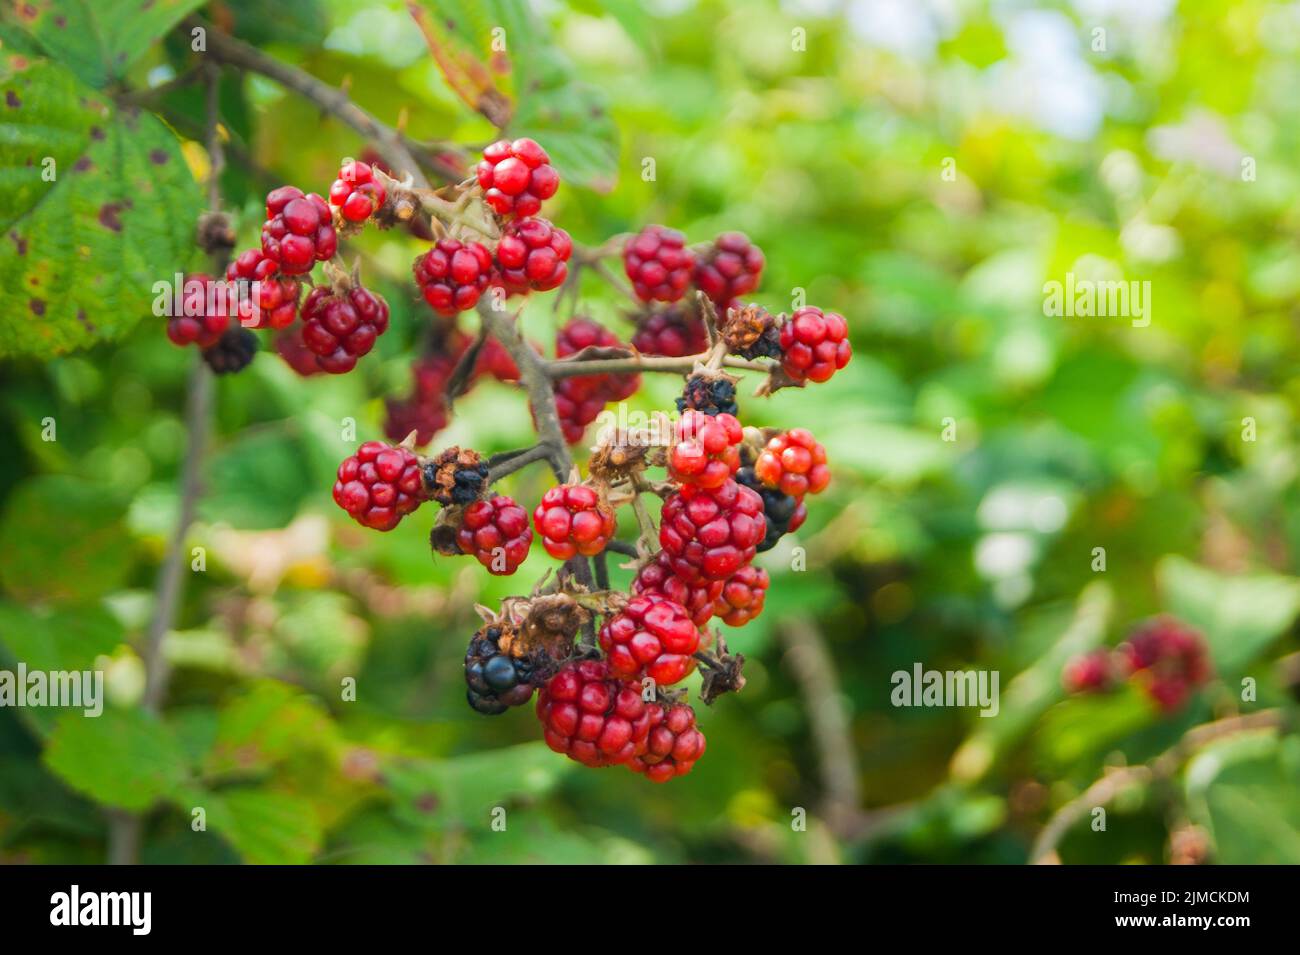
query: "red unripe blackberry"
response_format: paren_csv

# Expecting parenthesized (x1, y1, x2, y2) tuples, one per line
(412, 239, 494, 315)
(659, 479, 766, 582)
(383, 397, 448, 446)
(693, 231, 764, 305)
(735, 466, 799, 552)
(556, 317, 639, 401)
(226, 248, 301, 329)
(494, 217, 572, 293)
(631, 307, 708, 357)
(383, 353, 454, 445)
(551, 378, 607, 445)
(1062, 649, 1113, 694)
(456, 495, 533, 575)
(333, 440, 429, 531)
(755, 428, 830, 499)
(1117, 617, 1212, 712)
(598, 594, 701, 686)
(328, 160, 387, 223)
(474, 336, 520, 382)
(165, 274, 231, 348)
(624, 225, 695, 303)
(713, 564, 768, 627)
(532, 483, 616, 559)
(632, 551, 723, 627)
(261, 186, 337, 275)
(779, 306, 851, 384)
(627, 702, 706, 782)
(300, 284, 390, 374)
(274, 325, 323, 377)
(668, 410, 743, 490)
(476, 137, 559, 218)
(536, 659, 651, 767)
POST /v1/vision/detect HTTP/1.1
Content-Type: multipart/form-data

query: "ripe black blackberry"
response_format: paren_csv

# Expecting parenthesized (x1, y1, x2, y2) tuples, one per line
(736, 466, 797, 552)
(464, 624, 548, 715)
(202, 327, 258, 374)
(676, 374, 738, 417)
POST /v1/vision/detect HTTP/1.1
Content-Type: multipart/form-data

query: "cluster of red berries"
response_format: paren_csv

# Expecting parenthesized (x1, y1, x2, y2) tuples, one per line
(329, 160, 387, 223)
(551, 318, 640, 444)
(624, 225, 694, 303)
(265, 137, 856, 784)
(535, 659, 705, 780)
(1062, 617, 1212, 712)
(476, 137, 560, 217)
(735, 427, 831, 552)
(332, 441, 429, 532)
(631, 307, 709, 358)
(163, 274, 263, 375)
(533, 483, 617, 559)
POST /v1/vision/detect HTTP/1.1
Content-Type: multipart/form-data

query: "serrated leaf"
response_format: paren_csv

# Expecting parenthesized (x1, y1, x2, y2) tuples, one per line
(0, 475, 133, 604)
(43, 707, 192, 811)
(204, 787, 322, 864)
(3, 0, 204, 89)
(0, 57, 202, 358)
(1157, 555, 1300, 673)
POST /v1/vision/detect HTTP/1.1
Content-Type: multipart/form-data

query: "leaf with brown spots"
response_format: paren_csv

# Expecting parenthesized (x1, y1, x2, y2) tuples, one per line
(0, 57, 202, 358)
(4, 0, 206, 88)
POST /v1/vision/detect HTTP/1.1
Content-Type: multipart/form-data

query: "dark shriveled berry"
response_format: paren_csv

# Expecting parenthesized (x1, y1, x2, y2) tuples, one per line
(676, 375, 739, 417)
(201, 327, 258, 375)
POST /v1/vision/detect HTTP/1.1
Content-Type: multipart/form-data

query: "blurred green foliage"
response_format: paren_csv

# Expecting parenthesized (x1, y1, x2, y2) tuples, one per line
(1, 0, 1299, 864)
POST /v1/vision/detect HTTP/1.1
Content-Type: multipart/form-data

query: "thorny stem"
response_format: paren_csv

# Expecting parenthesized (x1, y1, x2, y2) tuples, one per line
(1029, 708, 1289, 864)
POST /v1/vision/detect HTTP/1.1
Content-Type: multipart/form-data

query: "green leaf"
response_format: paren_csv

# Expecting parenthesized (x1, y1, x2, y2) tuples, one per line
(1157, 555, 1300, 673)
(204, 787, 322, 864)
(3, 0, 204, 89)
(412, 0, 618, 189)
(0, 601, 124, 673)
(43, 707, 192, 811)
(1186, 733, 1300, 864)
(205, 680, 336, 776)
(219, 0, 327, 48)
(385, 742, 573, 830)
(508, 48, 618, 191)
(0, 475, 133, 604)
(0, 58, 202, 358)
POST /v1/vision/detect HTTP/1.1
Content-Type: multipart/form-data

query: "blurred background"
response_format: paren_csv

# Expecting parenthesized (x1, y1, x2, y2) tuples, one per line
(2, 0, 1299, 864)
